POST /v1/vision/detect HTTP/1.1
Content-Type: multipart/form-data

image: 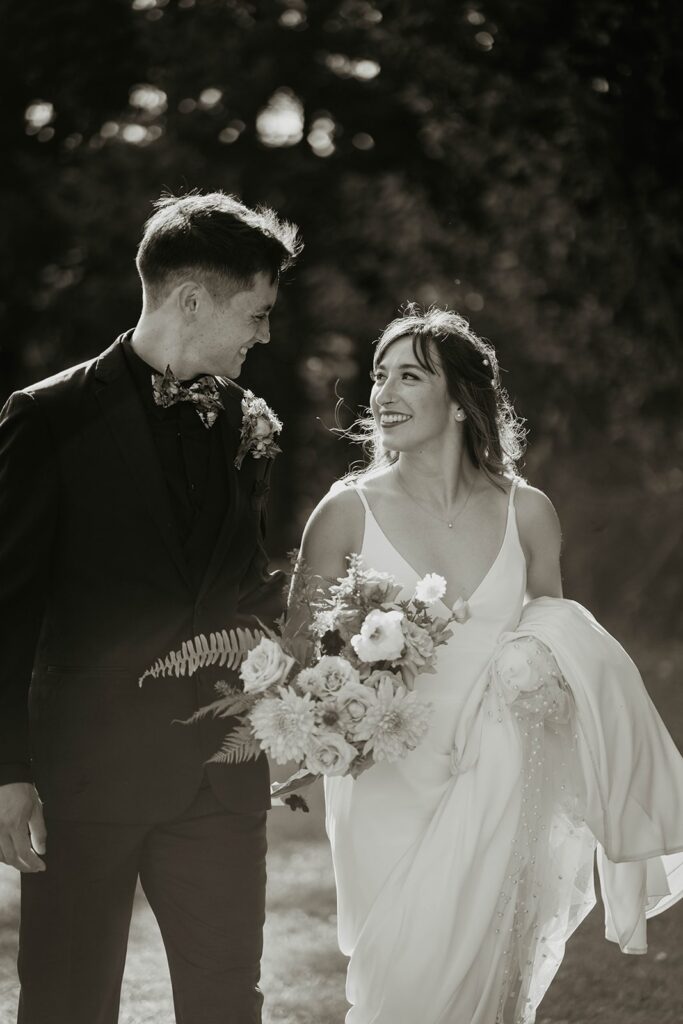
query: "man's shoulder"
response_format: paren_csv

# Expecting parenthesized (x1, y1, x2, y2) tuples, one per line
(2, 359, 98, 425)
(23, 357, 96, 399)
(19, 337, 126, 406)
(0, 354, 101, 440)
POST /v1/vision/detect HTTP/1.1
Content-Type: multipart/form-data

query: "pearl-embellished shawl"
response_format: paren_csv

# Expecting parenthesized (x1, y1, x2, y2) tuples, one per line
(509, 596, 683, 952)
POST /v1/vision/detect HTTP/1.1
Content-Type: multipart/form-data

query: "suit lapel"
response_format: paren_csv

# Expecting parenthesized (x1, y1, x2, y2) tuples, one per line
(94, 337, 193, 588)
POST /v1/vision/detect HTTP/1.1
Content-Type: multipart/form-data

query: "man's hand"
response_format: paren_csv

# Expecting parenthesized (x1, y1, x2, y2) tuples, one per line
(0, 782, 46, 872)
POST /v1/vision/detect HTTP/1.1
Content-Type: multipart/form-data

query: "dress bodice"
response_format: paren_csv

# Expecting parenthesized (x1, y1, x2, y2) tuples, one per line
(349, 477, 527, 654)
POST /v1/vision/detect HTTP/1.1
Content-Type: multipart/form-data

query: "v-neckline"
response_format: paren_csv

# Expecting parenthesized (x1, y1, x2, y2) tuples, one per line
(361, 489, 515, 613)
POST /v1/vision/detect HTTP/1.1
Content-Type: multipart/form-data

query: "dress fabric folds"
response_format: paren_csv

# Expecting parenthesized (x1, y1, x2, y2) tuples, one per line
(324, 481, 683, 1024)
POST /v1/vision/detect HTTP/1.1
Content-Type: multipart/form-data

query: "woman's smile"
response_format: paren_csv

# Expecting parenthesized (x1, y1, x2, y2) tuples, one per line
(378, 412, 412, 428)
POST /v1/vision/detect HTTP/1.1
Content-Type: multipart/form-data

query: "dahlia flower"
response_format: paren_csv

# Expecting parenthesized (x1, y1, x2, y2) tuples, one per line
(249, 689, 317, 764)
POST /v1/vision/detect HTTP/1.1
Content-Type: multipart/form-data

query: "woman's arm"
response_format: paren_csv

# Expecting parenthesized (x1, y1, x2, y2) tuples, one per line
(300, 486, 364, 578)
(286, 485, 365, 632)
(515, 484, 563, 599)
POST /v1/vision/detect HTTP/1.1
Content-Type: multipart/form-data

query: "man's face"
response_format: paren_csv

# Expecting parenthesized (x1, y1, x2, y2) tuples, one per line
(196, 271, 279, 378)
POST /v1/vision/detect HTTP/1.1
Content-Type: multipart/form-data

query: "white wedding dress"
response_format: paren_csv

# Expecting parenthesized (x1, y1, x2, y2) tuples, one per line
(324, 479, 683, 1024)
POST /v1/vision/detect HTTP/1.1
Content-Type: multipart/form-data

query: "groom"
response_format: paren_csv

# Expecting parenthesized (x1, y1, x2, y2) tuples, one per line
(0, 191, 301, 1023)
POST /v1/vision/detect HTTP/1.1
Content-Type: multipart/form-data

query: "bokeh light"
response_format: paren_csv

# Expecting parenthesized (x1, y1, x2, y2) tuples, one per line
(256, 88, 304, 147)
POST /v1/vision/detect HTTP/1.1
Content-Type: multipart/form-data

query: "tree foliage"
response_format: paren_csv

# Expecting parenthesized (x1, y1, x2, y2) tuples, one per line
(2, 0, 681, 637)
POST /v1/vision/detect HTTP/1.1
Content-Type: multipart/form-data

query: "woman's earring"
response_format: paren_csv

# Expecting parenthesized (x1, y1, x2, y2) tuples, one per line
(455, 410, 465, 422)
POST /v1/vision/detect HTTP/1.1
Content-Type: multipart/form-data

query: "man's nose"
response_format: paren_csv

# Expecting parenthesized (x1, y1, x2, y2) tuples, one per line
(255, 321, 270, 345)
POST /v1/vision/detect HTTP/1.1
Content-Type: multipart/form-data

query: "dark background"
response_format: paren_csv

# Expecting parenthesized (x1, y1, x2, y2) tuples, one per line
(2, 5, 682, 1019)
(2, 0, 681, 645)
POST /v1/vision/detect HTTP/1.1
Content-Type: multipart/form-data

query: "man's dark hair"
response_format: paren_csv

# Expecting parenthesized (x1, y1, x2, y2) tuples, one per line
(136, 190, 302, 305)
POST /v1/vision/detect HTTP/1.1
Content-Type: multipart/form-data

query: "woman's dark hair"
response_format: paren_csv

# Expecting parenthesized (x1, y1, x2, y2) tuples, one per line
(348, 304, 526, 483)
(136, 190, 303, 305)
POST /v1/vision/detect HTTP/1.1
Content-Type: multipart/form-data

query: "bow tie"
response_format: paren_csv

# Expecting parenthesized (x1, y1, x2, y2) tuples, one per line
(151, 366, 224, 429)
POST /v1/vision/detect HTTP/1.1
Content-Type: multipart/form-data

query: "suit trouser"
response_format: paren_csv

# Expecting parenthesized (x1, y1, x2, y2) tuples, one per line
(16, 787, 267, 1024)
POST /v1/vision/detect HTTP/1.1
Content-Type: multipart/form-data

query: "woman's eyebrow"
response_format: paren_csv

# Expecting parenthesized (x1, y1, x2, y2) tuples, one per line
(374, 362, 424, 371)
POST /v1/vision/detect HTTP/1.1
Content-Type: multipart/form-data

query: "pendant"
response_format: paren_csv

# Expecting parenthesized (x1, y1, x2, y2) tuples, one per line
(448, 522, 453, 528)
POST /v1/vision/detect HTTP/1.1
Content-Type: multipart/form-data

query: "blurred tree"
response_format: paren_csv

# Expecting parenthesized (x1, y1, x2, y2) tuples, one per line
(1, 0, 681, 637)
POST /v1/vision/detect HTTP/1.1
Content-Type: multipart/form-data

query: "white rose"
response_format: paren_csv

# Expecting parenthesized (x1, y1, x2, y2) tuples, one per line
(337, 682, 379, 740)
(305, 732, 358, 776)
(402, 620, 435, 662)
(253, 415, 274, 441)
(351, 609, 405, 663)
(337, 682, 376, 722)
(334, 682, 377, 736)
(414, 573, 447, 605)
(359, 570, 401, 604)
(240, 637, 295, 694)
(316, 655, 360, 693)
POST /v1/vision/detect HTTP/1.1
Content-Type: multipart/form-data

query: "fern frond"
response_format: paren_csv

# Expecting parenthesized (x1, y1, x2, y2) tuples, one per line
(207, 724, 262, 765)
(179, 689, 254, 726)
(139, 627, 264, 686)
(212, 692, 254, 720)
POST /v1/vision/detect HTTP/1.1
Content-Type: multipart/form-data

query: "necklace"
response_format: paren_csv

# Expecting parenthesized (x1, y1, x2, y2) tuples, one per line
(394, 468, 475, 529)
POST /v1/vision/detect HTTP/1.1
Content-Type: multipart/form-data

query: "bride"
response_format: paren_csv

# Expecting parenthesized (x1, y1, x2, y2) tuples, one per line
(295, 305, 683, 1023)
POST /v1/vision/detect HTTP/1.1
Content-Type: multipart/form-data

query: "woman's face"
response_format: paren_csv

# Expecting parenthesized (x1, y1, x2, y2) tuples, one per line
(370, 334, 457, 452)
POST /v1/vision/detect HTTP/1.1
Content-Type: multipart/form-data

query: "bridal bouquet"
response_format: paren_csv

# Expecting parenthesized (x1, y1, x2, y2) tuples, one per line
(140, 555, 465, 807)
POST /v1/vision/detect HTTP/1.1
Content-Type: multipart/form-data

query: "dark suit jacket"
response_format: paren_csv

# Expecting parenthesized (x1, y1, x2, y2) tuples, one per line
(0, 337, 285, 822)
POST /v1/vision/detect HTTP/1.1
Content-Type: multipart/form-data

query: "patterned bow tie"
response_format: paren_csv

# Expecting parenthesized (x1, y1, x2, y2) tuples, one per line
(151, 366, 224, 429)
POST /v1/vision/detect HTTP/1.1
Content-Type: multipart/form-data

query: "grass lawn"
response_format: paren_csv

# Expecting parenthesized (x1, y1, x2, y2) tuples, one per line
(2, 807, 681, 1023)
(1, 645, 681, 1022)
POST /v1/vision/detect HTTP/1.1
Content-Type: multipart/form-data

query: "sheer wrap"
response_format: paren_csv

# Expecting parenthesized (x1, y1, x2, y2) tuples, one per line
(499, 598, 683, 955)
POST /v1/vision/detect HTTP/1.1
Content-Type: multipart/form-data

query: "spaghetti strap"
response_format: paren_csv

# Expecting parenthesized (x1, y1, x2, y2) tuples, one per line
(347, 480, 371, 514)
(506, 478, 521, 542)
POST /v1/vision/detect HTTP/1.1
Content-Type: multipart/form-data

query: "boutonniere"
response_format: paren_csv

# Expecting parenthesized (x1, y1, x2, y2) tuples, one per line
(234, 390, 283, 469)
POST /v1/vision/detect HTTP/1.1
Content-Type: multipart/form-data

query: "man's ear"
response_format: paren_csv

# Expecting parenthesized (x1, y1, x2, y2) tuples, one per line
(177, 281, 204, 318)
